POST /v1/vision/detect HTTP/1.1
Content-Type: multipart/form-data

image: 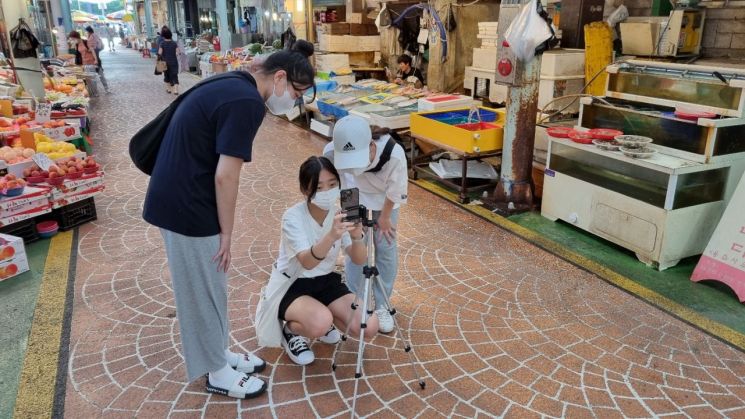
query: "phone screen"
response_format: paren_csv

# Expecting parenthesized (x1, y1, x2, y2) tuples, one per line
(340, 187, 359, 211)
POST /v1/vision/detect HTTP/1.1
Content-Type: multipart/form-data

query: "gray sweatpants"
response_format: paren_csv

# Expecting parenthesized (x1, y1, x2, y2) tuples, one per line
(161, 229, 228, 382)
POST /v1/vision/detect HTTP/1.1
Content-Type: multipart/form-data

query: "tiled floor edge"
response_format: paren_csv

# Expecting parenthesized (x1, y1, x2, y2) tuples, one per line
(13, 231, 74, 418)
(410, 178, 745, 353)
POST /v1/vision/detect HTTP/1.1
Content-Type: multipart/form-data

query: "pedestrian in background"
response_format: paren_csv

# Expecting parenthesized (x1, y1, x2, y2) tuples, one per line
(158, 27, 180, 95)
(107, 24, 116, 51)
(84, 26, 110, 94)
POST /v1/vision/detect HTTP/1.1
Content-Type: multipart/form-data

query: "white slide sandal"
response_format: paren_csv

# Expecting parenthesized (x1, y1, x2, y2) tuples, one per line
(206, 373, 267, 399)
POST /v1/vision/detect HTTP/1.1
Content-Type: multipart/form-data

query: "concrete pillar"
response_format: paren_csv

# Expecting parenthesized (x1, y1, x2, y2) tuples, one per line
(493, 55, 542, 211)
(167, 0, 177, 30)
(144, 0, 155, 36)
(216, 0, 231, 49)
(56, 0, 73, 32)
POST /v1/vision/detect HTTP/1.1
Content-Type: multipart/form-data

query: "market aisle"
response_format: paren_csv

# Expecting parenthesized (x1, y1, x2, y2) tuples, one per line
(61, 49, 745, 418)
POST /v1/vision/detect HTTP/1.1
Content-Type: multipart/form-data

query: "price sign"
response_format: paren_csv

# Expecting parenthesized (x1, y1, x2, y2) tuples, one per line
(36, 103, 52, 122)
(692, 172, 745, 302)
(32, 153, 55, 171)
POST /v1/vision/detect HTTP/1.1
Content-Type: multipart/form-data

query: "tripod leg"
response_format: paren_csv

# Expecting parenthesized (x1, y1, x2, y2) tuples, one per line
(372, 277, 426, 390)
(351, 272, 374, 419)
(333, 273, 369, 371)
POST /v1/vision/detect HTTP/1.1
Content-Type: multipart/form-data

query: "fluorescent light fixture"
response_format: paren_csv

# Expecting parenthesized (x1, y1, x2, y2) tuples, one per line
(296, 0, 303, 12)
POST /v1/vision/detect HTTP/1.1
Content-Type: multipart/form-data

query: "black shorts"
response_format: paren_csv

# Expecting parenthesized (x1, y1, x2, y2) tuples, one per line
(278, 272, 352, 320)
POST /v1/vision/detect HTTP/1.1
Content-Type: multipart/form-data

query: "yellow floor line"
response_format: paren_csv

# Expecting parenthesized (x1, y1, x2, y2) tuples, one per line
(412, 179, 745, 351)
(13, 231, 74, 419)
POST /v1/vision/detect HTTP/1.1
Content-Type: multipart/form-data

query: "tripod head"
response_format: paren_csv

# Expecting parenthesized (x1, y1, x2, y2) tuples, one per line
(344, 204, 375, 227)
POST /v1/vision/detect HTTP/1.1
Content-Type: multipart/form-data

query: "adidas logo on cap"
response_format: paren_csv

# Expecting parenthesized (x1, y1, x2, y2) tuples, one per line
(342, 142, 356, 152)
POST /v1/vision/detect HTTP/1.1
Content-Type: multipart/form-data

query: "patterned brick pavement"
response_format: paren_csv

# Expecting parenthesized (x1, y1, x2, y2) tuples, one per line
(62, 49, 745, 418)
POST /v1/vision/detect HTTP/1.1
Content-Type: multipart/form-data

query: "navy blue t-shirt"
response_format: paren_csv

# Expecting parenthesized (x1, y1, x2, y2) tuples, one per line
(143, 72, 265, 237)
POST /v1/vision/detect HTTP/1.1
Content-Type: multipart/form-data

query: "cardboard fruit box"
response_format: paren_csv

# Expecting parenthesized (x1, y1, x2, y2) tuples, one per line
(0, 187, 52, 219)
(0, 233, 29, 281)
(50, 172, 105, 208)
(0, 202, 52, 227)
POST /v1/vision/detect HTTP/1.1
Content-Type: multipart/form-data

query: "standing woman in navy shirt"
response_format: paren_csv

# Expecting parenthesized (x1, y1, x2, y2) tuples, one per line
(143, 41, 315, 400)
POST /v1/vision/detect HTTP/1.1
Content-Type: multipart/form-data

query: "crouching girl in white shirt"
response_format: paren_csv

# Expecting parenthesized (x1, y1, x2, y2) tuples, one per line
(255, 156, 379, 365)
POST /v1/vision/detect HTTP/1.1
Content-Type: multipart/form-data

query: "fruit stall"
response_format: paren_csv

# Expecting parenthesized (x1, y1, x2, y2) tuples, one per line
(0, 91, 103, 282)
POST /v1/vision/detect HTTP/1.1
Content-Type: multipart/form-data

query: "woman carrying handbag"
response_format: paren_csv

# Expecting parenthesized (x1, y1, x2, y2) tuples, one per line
(157, 27, 181, 95)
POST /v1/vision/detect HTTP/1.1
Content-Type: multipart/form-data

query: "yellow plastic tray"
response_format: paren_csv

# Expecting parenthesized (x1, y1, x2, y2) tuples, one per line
(410, 107, 505, 153)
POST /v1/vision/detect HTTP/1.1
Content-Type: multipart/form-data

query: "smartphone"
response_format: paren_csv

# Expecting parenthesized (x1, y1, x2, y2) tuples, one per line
(340, 187, 361, 222)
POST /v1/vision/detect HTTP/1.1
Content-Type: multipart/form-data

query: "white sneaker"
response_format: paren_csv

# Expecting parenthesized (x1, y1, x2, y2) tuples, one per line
(318, 325, 341, 344)
(282, 327, 314, 365)
(376, 308, 394, 333)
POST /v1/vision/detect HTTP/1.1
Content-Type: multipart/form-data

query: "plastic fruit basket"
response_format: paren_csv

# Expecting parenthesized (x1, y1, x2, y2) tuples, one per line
(46, 177, 64, 186)
(83, 165, 100, 174)
(26, 176, 46, 185)
(2, 187, 24, 197)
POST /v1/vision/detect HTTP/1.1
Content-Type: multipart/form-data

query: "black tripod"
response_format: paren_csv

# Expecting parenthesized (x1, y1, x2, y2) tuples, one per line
(332, 208, 426, 418)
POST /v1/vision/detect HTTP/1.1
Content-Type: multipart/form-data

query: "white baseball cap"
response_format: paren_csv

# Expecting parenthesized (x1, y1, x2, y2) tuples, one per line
(332, 116, 372, 170)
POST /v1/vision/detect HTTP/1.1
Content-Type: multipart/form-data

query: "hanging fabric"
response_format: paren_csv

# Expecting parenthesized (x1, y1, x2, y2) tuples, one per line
(10, 19, 39, 59)
(376, 3, 392, 30)
(445, 4, 457, 32)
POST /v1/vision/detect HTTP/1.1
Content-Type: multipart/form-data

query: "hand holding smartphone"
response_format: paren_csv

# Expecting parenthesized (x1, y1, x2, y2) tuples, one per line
(340, 187, 362, 223)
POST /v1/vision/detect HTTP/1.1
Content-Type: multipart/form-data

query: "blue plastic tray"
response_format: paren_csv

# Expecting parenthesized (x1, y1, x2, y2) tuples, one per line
(424, 109, 498, 125)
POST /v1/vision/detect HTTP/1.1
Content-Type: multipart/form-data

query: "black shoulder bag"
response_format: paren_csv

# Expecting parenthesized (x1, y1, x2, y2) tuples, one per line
(129, 72, 256, 175)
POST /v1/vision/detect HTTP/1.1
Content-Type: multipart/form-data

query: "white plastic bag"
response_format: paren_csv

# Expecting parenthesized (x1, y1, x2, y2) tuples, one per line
(504, 0, 553, 62)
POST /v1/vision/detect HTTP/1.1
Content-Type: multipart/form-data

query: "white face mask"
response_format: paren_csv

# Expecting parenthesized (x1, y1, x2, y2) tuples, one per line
(265, 78, 296, 115)
(311, 187, 340, 210)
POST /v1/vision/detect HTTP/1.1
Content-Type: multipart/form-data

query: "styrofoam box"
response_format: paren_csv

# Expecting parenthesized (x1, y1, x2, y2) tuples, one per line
(417, 94, 476, 112)
(318, 35, 380, 53)
(330, 74, 356, 85)
(310, 118, 333, 137)
(472, 47, 497, 71)
(464, 66, 508, 103)
(349, 109, 410, 130)
(315, 54, 350, 72)
(538, 76, 585, 114)
(540, 49, 585, 78)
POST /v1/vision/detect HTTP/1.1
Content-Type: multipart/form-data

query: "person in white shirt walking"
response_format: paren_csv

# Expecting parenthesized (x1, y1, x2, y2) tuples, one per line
(106, 24, 116, 51)
(323, 116, 409, 334)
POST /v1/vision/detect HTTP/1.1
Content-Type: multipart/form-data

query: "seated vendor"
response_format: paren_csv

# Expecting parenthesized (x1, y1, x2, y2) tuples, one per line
(391, 54, 424, 88)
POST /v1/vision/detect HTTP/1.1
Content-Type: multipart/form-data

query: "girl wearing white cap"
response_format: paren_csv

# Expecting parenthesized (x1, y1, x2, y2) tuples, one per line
(323, 115, 409, 333)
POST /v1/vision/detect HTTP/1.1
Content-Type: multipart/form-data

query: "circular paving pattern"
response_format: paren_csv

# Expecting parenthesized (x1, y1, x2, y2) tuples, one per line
(63, 48, 745, 418)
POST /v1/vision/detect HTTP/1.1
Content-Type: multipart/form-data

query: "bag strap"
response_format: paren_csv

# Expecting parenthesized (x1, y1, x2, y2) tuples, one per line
(366, 137, 396, 174)
(165, 71, 257, 110)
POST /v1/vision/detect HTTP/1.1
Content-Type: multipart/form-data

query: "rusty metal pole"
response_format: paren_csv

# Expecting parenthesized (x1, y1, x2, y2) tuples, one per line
(492, 55, 542, 211)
